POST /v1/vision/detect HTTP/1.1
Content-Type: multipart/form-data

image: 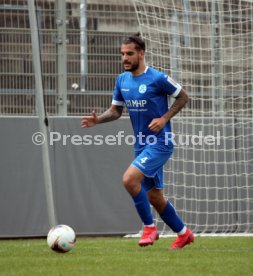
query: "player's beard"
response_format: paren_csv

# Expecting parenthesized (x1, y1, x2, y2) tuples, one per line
(123, 60, 140, 72)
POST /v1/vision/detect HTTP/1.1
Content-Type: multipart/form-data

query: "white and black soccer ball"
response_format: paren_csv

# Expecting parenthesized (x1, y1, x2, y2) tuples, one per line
(47, 224, 76, 253)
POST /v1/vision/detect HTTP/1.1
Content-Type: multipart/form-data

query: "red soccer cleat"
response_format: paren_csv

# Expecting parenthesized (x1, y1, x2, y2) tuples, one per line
(138, 226, 159, 246)
(169, 228, 194, 250)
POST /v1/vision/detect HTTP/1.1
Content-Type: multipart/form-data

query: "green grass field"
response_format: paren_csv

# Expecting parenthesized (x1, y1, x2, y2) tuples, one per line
(0, 236, 252, 276)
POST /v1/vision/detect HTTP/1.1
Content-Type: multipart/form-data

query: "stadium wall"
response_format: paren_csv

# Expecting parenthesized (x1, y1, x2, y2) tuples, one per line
(0, 117, 141, 238)
(0, 117, 252, 237)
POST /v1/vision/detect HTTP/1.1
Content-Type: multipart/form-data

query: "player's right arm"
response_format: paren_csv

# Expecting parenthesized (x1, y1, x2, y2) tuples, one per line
(81, 104, 123, 128)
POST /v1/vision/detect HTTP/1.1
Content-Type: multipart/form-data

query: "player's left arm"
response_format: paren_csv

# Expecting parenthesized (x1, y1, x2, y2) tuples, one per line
(148, 88, 189, 132)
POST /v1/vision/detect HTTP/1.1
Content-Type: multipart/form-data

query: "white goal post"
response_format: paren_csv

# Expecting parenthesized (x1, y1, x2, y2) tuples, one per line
(131, 0, 253, 235)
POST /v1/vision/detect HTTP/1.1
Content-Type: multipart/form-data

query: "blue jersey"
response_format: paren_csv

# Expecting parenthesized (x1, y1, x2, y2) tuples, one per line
(112, 66, 181, 151)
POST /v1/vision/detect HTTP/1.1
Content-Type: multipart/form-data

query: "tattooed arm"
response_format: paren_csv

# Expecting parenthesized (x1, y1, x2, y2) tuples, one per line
(148, 88, 189, 132)
(81, 105, 123, 128)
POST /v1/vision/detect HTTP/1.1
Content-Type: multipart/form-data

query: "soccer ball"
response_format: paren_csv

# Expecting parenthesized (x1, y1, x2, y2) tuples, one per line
(47, 224, 76, 253)
(71, 83, 79, 90)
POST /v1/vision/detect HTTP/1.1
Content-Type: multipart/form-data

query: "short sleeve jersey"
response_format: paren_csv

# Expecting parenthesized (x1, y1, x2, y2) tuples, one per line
(112, 66, 182, 151)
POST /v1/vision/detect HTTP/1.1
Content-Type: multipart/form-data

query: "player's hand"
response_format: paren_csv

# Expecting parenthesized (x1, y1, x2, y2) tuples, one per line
(81, 111, 99, 128)
(148, 117, 167, 132)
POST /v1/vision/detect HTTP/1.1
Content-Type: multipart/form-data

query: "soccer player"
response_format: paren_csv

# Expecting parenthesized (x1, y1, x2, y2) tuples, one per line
(81, 33, 194, 250)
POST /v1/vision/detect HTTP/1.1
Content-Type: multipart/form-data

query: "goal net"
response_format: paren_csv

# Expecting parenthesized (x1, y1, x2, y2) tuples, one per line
(132, 0, 253, 234)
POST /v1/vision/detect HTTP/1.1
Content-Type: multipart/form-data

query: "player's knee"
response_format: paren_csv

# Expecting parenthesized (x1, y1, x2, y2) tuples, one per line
(122, 172, 138, 194)
(122, 172, 133, 189)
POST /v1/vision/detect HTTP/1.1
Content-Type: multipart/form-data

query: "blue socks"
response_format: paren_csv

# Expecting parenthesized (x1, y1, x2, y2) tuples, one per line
(132, 189, 184, 233)
(160, 202, 184, 233)
(132, 187, 154, 226)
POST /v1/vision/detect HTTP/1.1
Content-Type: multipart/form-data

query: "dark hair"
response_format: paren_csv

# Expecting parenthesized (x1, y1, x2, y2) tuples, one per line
(122, 32, 145, 51)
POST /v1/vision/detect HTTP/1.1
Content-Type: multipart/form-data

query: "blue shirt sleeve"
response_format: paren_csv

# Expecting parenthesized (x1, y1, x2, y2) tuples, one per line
(112, 76, 124, 106)
(158, 73, 182, 98)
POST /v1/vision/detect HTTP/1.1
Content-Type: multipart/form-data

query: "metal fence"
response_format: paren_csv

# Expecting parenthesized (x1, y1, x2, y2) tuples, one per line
(0, 0, 137, 115)
(0, 0, 253, 117)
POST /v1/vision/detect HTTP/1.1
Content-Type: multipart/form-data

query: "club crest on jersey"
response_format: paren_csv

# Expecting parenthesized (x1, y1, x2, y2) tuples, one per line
(138, 84, 147, 94)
